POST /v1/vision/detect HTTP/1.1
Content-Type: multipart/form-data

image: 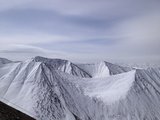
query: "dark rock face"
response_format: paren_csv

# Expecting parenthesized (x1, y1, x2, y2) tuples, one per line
(0, 101, 35, 120)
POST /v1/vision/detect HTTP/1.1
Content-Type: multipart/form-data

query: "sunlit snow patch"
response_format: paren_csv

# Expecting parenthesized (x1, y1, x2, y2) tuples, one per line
(74, 70, 136, 104)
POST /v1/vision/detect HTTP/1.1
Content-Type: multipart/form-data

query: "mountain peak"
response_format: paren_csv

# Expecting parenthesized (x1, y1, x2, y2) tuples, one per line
(33, 56, 68, 63)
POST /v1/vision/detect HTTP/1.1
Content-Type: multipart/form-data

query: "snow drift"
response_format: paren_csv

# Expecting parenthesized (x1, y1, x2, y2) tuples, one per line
(0, 56, 159, 120)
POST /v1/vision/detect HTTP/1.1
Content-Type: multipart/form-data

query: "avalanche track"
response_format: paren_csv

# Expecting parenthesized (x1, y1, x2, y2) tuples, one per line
(0, 56, 159, 120)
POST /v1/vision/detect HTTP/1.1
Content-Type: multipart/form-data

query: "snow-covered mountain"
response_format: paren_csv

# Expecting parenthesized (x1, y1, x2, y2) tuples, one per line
(0, 56, 160, 120)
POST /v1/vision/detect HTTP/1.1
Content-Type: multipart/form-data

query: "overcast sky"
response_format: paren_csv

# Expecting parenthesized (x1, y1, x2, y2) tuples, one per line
(0, 0, 160, 63)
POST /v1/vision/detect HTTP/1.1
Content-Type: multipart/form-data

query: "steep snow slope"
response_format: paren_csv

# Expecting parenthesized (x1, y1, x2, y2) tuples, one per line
(0, 60, 75, 120)
(77, 62, 110, 78)
(76, 61, 132, 78)
(0, 56, 160, 120)
(104, 62, 132, 75)
(58, 68, 160, 120)
(56, 70, 136, 120)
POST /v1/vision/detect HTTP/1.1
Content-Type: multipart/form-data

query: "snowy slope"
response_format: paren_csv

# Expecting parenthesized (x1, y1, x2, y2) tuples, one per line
(0, 57, 12, 65)
(73, 70, 136, 104)
(104, 61, 132, 75)
(0, 60, 75, 120)
(76, 61, 132, 78)
(77, 62, 110, 78)
(56, 70, 136, 120)
(0, 56, 160, 120)
(58, 68, 160, 120)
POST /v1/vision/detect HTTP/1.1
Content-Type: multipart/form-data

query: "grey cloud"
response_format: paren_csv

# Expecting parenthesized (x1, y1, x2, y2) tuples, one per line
(0, 44, 69, 61)
(0, 0, 160, 62)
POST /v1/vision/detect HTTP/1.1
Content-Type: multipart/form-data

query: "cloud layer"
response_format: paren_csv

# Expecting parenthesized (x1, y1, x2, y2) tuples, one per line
(0, 0, 160, 62)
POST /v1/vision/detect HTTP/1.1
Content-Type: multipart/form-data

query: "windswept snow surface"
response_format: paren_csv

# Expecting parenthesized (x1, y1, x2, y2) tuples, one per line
(74, 70, 136, 104)
(0, 56, 160, 120)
